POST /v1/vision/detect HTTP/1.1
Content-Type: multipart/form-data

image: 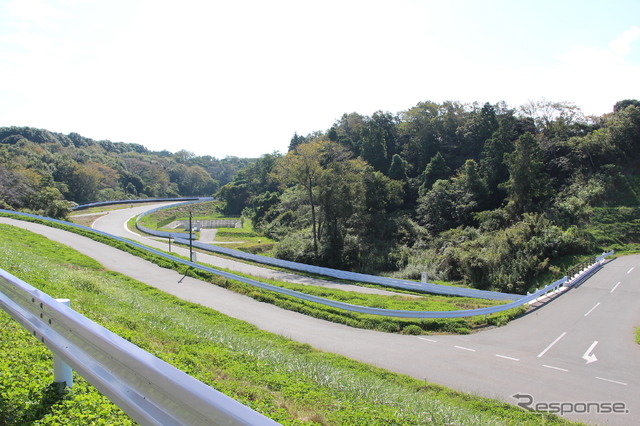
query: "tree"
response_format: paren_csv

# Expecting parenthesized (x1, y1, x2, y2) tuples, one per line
(330, 112, 365, 155)
(457, 102, 499, 159)
(360, 111, 398, 173)
(519, 99, 585, 139)
(613, 99, 640, 113)
(479, 124, 514, 204)
(608, 105, 640, 161)
(272, 140, 325, 256)
(503, 133, 551, 215)
(417, 159, 486, 232)
(420, 152, 450, 194)
(388, 154, 408, 181)
(289, 132, 307, 151)
(397, 101, 440, 176)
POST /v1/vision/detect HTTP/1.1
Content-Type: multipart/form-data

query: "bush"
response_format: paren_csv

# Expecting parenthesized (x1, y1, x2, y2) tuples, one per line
(402, 325, 423, 335)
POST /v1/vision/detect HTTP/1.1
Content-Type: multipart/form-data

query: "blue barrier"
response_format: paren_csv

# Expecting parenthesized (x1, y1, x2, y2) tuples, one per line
(73, 197, 213, 211)
(0, 209, 614, 318)
(136, 203, 522, 301)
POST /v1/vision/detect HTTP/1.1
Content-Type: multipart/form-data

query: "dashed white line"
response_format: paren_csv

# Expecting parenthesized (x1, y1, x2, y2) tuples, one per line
(543, 364, 569, 372)
(496, 354, 520, 361)
(584, 302, 601, 317)
(627, 267, 634, 274)
(537, 332, 567, 358)
(418, 337, 437, 343)
(610, 281, 621, 293)
(596, 377, 628, 386)
(454, 345, 476, 352)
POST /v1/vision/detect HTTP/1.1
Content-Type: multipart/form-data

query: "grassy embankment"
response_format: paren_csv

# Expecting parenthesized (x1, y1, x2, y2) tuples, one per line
(0, 224, 570, 425)
(126, 209, 524, 334)
(136, 200, 277, 253)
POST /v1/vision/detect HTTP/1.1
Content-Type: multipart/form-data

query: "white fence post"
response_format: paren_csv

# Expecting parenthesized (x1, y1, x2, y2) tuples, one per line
(54, 298, 73, 388)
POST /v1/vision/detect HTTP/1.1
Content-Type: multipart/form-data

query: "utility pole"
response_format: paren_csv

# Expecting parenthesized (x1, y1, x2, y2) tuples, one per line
(189, 210, 193, 262)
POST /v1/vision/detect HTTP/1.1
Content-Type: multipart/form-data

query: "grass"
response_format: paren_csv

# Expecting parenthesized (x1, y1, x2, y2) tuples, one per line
(0, 224, 572, 425)
(8, 211, 525, 334)
(586, 206, 640, 253)
(137, 200, 237, 229)
(636, 327, 640, 345)
(136, 200, 277, 251)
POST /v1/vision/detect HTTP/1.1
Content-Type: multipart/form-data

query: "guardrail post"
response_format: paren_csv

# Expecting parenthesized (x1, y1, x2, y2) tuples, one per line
(53, 298, 73, 389)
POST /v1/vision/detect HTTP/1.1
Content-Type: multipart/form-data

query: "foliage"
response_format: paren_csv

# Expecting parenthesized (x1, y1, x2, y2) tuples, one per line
(0, 126, 252, 216)
(216, 98, 639, 294)
(0, 224, 570, 425)
(5, 96, 640, 296)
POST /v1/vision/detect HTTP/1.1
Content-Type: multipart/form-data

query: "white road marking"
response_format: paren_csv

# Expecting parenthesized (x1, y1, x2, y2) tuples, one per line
(596, 377, 628, 386)
(454, 345, 476, 352)
(584, 302, 601, 317)
(124, 213, 145, 237)
(496, 354, 520, 361)
(627, 267, 634, 274)
(537, 332, 567, 358)
(418, 337, 437, 343)
(610, 281, 621, 293)
(582, 341, 598, 364)
(542, 364, 569, 372)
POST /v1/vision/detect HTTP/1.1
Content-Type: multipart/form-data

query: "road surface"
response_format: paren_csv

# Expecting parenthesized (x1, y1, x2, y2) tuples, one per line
(2, 208, 638, 425)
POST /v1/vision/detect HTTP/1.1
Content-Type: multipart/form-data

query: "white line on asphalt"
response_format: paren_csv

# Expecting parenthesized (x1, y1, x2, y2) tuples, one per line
(454, 345, 476, 352)
(495, 354, 520, 361)
(542, 364, 569, 372)
(596, 377, 628, 386)
(125, 214, 144, 237)
(537, 332, 567, 358)
(584, 302, 601, 317)
(610, 282, 621, 293)
(627, 267, 634, 274)
(418, 337, 437, 343)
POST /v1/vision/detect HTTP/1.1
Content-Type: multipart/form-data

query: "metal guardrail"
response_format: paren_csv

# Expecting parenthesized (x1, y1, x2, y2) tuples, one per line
(135, 199, 210, 240)
(72, 197, 213, 211)
(136, 203, 522, 301)
(0, 268, 279, 426)
(0, 210, 614, 319)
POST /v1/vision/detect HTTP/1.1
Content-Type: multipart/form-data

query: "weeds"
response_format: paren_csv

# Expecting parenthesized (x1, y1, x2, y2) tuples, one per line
(0, 224, 571, 424)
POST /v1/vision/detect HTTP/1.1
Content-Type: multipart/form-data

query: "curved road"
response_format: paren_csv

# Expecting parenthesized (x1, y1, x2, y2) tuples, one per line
(88, 203, 412, 297)
(2, 207, 639, 425)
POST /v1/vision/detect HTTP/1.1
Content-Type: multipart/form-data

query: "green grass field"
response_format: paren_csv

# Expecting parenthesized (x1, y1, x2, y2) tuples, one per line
(0, 223, 572, 425)
(128, 213, 525, 334)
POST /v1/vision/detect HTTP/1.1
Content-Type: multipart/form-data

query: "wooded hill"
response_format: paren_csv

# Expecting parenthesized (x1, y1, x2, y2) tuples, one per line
(218, 99, 640, 293)
(0, 126, 252, 216)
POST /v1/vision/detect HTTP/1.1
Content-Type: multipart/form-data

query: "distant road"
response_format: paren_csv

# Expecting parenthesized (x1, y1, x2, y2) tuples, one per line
(2, 205, 638, 425)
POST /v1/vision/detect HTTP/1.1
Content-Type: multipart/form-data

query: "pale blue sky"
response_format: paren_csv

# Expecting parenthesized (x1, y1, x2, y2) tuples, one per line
(1, 0, 639, 158)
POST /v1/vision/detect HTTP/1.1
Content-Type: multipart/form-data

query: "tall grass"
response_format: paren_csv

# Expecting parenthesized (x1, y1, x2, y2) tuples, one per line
(0, 224, 570, 425)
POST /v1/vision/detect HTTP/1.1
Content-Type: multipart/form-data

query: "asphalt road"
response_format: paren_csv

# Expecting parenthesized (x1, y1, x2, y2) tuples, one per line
(2, 205, 639, 425)
(86, 203, 414, 297)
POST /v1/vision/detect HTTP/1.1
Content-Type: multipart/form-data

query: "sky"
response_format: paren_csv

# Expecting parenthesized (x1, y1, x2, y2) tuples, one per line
(1, 0, 639, 159)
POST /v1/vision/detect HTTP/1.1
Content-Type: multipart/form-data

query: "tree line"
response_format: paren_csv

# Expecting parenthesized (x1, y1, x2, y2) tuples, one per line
(218, 99, 640, 293)
(0, 126, 252, 217)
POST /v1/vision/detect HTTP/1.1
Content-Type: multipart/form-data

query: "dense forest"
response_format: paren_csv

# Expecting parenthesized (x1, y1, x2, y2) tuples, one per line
(2, 99, 639, 294)
(218, 99, 640, 293)
(0, 126, 252, 216)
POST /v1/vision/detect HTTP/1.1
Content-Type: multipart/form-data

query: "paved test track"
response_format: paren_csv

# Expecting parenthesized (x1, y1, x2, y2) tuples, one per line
(2, 204, 639, 425)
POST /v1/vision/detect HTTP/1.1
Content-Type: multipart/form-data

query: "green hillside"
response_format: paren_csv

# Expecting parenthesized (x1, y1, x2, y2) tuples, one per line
(0, 224, 572, 425)
(217, 99, 640, 294)
(0, 126, 252, 216)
